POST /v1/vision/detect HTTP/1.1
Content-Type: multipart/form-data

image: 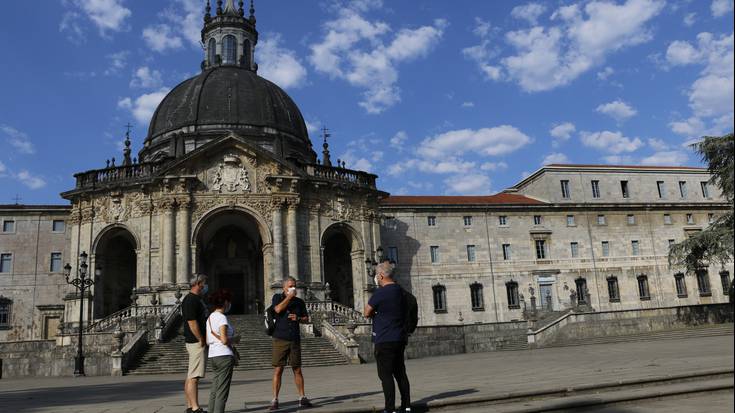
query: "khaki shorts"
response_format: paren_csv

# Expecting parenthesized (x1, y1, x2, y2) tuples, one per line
(186, 342, 207, 379)
(272, 338, 302, 368)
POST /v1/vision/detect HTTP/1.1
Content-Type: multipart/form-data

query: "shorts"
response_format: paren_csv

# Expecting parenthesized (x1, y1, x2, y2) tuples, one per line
(186, 342, 207, 379)
(272, 338, 302, 368)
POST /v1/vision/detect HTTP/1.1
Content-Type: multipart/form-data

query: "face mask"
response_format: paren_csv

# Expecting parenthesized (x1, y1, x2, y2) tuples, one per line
(374, 275, 380, 287)
(202, 284, 209, 295)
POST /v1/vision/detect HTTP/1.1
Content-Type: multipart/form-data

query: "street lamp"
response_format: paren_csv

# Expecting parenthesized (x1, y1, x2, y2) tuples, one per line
(63, 251, 97, 377)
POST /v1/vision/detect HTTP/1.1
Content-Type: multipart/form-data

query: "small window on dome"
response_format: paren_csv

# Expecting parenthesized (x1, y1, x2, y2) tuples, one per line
(208, 38, 217, 65)
(223, 35, 236, 64)
(243, 39, 252, 68)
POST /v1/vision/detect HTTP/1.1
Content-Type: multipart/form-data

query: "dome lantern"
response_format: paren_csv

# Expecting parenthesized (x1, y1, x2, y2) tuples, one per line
(202, 0, 258, 71)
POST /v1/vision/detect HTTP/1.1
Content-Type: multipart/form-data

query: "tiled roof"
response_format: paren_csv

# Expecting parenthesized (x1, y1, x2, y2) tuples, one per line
(380, 193, 544, 206)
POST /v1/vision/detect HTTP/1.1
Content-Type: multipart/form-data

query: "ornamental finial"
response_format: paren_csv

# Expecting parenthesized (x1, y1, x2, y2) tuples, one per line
(249, 0, 256, 23)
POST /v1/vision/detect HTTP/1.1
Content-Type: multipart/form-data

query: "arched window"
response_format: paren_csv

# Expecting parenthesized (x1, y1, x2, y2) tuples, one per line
(506, 281, 519, 309)
(432, 284, 447, 313)
(637, 274, 650, 300)
(470, 282, 484, 311)
(222, 35, 236, 64)
(0, 296, 12, 329)
(575, 277, 588, 304)
(208, 38, 217, 65)
(696, 270, 711, 296)
(243, 39, 252, 68)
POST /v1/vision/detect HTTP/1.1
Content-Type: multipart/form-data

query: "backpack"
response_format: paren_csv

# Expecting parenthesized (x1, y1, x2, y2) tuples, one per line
(264, 294, 281, 336)
(401, 288, 419, 336)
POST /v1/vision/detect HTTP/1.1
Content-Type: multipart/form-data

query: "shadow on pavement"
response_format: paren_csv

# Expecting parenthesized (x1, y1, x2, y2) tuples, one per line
(240, 391, 383, 413)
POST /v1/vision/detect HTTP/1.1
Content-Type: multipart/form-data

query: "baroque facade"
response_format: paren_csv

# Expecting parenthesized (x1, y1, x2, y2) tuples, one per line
(0, 1, 732, 342)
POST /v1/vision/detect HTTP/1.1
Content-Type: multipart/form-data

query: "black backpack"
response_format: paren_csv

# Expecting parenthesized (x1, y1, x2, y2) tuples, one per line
(264, 294, 281, 336)
(401, 288, 419, 336)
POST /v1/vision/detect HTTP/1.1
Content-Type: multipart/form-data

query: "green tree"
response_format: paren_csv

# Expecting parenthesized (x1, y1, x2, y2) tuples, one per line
(668, 133, 734, 274)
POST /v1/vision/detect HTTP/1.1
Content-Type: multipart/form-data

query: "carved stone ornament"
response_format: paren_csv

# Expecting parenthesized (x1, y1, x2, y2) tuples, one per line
(334, 197, 351, 221)
(210, 154, 251, 193)
(107, 197, 128, 222)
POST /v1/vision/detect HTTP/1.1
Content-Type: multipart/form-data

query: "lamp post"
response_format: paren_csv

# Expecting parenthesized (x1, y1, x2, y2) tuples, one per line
(63, 251, 98, 377)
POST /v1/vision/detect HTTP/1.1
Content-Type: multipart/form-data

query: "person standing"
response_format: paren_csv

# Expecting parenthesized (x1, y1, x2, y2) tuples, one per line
(182, 274, 209, 413)
(364, 262, 411, 413)
(206, 289, 238, 413)
(270, 276, 313, 410)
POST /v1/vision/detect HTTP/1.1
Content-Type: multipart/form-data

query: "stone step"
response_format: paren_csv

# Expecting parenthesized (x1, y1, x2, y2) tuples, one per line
(548, 324, 733, 348)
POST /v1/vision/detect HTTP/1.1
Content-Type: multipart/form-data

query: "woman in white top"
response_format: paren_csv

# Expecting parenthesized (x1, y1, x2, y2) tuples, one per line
(206, 289, 239, 413)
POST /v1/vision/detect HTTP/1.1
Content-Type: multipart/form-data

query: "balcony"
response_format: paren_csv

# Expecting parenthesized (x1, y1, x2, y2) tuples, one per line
(305, 163, 377, 189)
(72, 161, 167, 190)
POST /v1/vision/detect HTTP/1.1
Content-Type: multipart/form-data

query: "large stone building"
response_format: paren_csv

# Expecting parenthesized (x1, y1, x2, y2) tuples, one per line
(0, 1, 732, 343)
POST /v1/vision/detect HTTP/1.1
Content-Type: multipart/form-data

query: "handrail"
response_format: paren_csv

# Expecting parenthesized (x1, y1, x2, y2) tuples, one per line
(319, 319, 361, 364)
(74, 161, 166, 189)
(86, 304, 176, 333)
(305, 301, 371, 325)
(306, 164, 377, 188)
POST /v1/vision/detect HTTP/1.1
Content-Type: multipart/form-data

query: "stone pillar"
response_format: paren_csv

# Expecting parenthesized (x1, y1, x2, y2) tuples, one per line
(160, 198, 177, 285)
(176, 197, 191, 286)
(286, 199, 299, 279)
(272, 199, 284, 282)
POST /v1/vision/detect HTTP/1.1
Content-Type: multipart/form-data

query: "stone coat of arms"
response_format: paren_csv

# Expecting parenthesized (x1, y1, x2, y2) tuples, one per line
(211, 154, 251, 193)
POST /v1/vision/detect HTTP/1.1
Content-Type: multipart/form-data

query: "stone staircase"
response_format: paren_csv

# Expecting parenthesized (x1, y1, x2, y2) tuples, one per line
(126, 315, 350, 375)
(546, 323, 734, 348)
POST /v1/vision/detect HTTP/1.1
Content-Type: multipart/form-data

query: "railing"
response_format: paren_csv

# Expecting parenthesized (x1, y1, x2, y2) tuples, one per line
(307, 164, 377, 188)
(420, 254, 670, 270)
(74, 161, 167, 189)
(306, 301, 371, 325)
(86, 304, 177, 333)
(319, 319, 361, 364)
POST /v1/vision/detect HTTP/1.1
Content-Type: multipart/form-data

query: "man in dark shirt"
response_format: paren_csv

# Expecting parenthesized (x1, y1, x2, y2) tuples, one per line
(365, 262, 411, 413)
(270, 276, 312, 410)
(182, 274, 209, 413)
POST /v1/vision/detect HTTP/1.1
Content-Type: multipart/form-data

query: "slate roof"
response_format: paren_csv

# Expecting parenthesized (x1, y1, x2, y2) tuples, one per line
(380, 193, 545, 206)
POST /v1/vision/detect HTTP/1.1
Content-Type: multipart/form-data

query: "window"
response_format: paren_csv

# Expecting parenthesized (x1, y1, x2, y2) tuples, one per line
(679, 181, 688, 198)
(721, 271, 731, 295)
(466, 245, 476, 262)
(50, 252, 62, 272)
(207, 38, 216, 64)
(502, 244, 512, 260)
(686, 213, 694, 224)
(498, 216, 507, 226)
(696, 270, 711, 296)
(243, 39, 252, 67)
(575, 278, 588, 304)
(708, 213, 715, 224)
(631, 240, 640, 256)
(597, 215, 606, 225)
(463, 216, 472, 226)
(591, 180, 601, 198)
(0, 253, 11, 273)
(607, 277, 620, 302)
(470, 282, 484, 311)
(561, 180, 571, 199)
(533, 215, 542, 225)
(430, 246, 440, 263)
(675, 273, 687, 297)
(570, 242, 579, 258)
(432, 285, 447, 313)
(656, 181, 666, 199)
(222, 35, 236, 64)
(535, 239, 547, 259)
(506, 281, 520, 309)
(621, 180, 630, 198)
(566, 215, 575, 226)
(637, 275, 651, 300)
(427, 216, 436, 226)
(0, 297, 11, 329)
(701, 181, 710, 198)
(2, 220, 15, 233)
(387, 247, 398, 264)
(627, 214, 636, 225)
(52, 220, 65, 233)
(601, 241, 610, 257)
(663, 214, 672, 225)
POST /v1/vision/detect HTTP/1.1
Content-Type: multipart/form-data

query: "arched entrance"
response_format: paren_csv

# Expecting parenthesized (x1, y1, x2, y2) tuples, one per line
(93, 226, 137, 319)
(322, 223, 364, 308)
(195, 209, 264, 314)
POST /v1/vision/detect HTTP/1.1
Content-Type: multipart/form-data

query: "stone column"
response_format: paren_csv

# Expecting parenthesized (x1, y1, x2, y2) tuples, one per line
(160, 198, 177, 286)
(272, 199, 284, 282)
(176, 197, 191, 286)
(286, 198, 299, 279)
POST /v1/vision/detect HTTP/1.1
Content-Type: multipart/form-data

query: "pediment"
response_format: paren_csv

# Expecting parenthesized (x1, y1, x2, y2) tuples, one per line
(156, 133, 303, 194)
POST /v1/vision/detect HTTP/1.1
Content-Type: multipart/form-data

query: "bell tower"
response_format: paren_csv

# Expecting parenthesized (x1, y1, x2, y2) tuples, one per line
(202, 0, 258, 71)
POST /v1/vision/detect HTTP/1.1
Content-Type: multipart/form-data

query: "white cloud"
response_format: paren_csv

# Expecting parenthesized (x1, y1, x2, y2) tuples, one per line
(580, 130, 643, 154)
(444, 174, 491, 195)
(640, 150, 688, 166)
(597, 66, 614, 80)
(15, 170, 46, 190)
(340, 150, 373, 172)
(647, 138, 670, 151)
(471, 0, 664, 92)
(683, 13, 697, 27)
(711, 0, 734, 17)
(549, 122, 575, 140)
(118, 88, 171, 124)
(305, 120, 321, 135)
(59, 11, 85, 44)
(130, 67, 163, 89)
(666, 40, 702, 65)
(61, 0, 131, 38)
(462, 19, 503, 81)
(511, 3, 548, 25)
(0, 161, 6, 176)
(258, 34, 308, 89)
(542, 152, 570, 164)
(480, 161, 508, 171)
(461, 101, 475, 108)
(390, 131, 408, 149)
(105, 51, 129, 75)
(1, 125, 35, 154)
(309, 7, 446, 113)
(418, 125, 532, 159)
(602, 155, 634, 164)
(142, 24, 184, 53)
(596, 99, 637, 122)
(669, 117, 705, 136)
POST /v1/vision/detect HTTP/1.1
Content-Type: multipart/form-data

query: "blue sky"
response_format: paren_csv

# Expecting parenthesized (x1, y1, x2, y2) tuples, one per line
(0, 0, 733, 204)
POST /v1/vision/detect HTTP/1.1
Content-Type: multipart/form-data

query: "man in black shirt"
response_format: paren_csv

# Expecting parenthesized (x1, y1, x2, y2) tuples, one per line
(182, 274, 209, 413)
(269, 276, 312, 410)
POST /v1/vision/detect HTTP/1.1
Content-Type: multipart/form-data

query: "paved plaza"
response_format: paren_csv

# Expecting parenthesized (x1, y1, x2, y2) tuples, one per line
(1, 334, 733, 413)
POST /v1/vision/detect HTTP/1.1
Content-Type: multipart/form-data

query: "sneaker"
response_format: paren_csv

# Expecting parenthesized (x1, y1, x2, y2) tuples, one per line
(269, 399, 279, 411)
(299, 396, 313, 408)
(186, 409, 192, 413)
(192, 409, 206, 413)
